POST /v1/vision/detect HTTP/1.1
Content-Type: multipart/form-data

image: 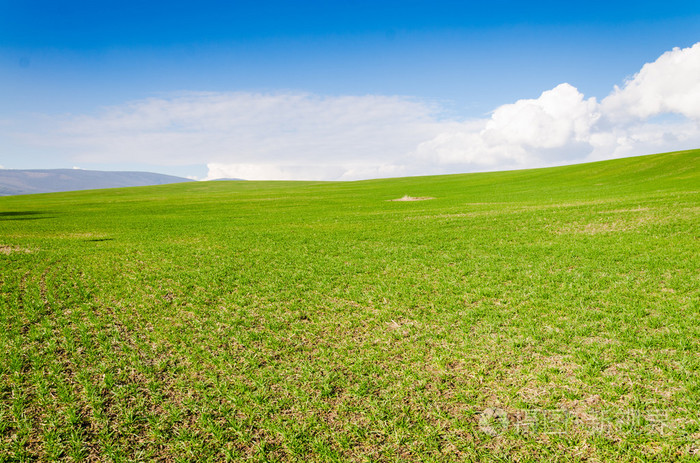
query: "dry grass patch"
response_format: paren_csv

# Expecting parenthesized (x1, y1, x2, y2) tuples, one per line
(598, 207, 651, 214)
(0, 244, 32, 254)
(554, 215, 665, 235)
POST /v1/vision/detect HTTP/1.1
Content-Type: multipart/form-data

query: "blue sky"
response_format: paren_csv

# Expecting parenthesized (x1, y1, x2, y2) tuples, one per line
(2, 1, 700, 180)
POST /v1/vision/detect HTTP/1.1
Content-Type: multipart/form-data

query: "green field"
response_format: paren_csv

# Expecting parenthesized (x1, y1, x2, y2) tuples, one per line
(1, 150, 699, 462)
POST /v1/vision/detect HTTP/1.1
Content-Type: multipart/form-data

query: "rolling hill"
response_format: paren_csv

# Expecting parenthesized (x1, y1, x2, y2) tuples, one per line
(0, 150, 698, 461)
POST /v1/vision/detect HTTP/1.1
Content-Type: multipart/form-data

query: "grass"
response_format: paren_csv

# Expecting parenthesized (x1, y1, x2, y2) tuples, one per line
(0, 149, 698, 462)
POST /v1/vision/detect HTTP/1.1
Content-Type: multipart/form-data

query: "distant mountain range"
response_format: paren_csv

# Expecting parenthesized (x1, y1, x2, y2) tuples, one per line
(0, 169, 194, 196)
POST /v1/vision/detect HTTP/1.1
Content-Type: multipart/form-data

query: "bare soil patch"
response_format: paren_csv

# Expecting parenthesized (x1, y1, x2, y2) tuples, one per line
(388, 195, 436, 202)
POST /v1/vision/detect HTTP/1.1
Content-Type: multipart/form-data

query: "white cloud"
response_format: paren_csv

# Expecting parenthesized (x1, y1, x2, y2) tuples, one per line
(415, 84, 600, 171)
(484, 84, 599, 150)
(207, 163, 346, 181)
(4, 43, 699, 180)
(602, 42, 700, 121)
(413, 43, 700, 172)
(586, 118, 700, 162)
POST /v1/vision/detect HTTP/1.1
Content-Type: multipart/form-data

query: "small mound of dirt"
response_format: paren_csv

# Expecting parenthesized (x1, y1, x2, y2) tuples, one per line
(388, 195, 436, 202)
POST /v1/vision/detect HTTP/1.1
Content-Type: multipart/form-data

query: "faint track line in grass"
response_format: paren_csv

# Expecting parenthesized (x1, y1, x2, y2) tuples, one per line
(17, 270, 29, 314)
(40, 264, 50, 311)
(19, 261, 58, 335)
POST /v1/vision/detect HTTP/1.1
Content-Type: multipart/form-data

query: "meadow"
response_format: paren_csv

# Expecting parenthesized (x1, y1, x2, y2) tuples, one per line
(1, 150, 698, 462)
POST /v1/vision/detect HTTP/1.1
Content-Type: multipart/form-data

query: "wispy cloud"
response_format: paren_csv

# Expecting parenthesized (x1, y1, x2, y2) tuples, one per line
(18, 93, 443, 180)
(5, 43, 700, 180)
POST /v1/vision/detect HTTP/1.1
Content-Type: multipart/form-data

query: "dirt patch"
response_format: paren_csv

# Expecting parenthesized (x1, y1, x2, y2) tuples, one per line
(388, 195, 436, 202)
(554, 216, 662, 235)
(0, 244, 32, 254)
